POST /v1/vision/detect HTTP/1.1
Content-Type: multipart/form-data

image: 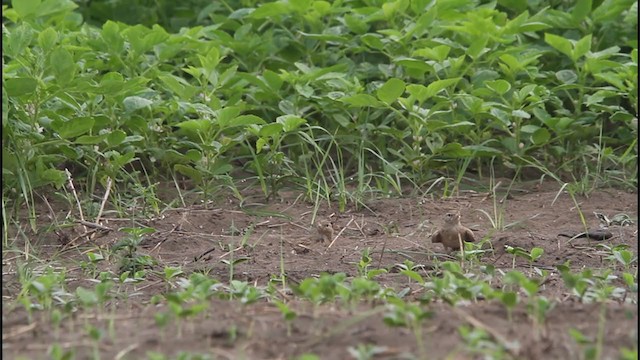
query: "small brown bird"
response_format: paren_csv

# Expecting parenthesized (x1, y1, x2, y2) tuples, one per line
(315, 220, 334, 243)
(431, 212, 475, 251)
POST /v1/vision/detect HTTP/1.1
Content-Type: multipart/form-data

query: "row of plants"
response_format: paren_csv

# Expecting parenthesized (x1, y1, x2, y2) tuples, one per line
(13, 234, 638, 359)
(3, 0, 638, 227)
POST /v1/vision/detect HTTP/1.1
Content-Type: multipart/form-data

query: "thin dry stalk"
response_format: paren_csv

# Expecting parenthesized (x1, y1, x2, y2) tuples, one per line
(327, 217, 354, 249)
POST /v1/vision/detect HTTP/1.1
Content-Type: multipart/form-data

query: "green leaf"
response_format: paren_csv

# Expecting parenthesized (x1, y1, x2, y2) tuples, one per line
(259, 123, 284, 138)
(75, 134, 108, 145)
(376, 78, 405, 105)
(158, 73, 197, 99)
(249, 2, 290, 19)
(175, 120, 211, 135)
(400, 270, 425, 285)
(530, 247, 544, 261)
(4, 77, 38, 97)
(101, 20, 124, 54)
(511, 110, 530, 119)
(228, 115, 266, 128)
(467, 36, 489, 60)
(123, 96, 153, 112)
(501, 291, 518, 307)
(174, 164, 202, 183)
(412, 45, 451, 61)
(52, 117, 94, 139)
(106, 130, 127, 146)
(545, 33, 573, 59)
(276, 115, 306, 132)
(572, 0, 592, 23)
(531, 132, 554, 149)
(486, 79, 511, 95)
(40, 168, 67, 188)
(424, 78, 460, 99)
(263, 70, 283, 91)
(573, 34, 592, 61)
(11, 0, 40, 19)
(556, 70, 578, 84)
(339, 94, 384, 108)
(6, 24, 34, 58)
(75, 287, 98, 306)
(49, 48, 75, 85)
(38, 27, 58, 51)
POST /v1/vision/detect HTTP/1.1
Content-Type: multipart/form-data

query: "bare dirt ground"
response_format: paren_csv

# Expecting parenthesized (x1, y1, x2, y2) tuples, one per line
(2, 181, 638, 359)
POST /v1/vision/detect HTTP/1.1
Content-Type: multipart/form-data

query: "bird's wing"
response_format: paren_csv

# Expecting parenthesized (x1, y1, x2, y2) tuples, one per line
(462, 228, 475, 242)
(431, 230, 442, 243)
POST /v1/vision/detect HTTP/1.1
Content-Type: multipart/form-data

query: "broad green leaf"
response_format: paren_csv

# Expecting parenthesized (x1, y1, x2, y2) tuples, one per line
(298, 32, 348, 43)
(256, 138, 268, 153)
(263, 70, 283, 91)
(259, 123, 284, 138)
(50, 48, 76, 85)
(276, 115, 306, 132)
(52, 117, 95, 139)
(556, 70, 578, 84)
(312, 1, 331, 15)
(424, 78, 460, 99)
(511, 110, 530, 119)
(376, 78, 405, 104)
(40, 168, 67, 188)
(340, 94, 384, 108)
(123, 96, 153, 112)
(531, 128, 550, 145)
(107, 130, 127, 147)
(229, 115, 266, 128)
(573, 34, 592, 61)
(34, 0, 78, 18)
(545, 33, 573, 59)
(360, 34, 384, 50)
(75, 287, 98, 306)
(594, 73, 625, 89)
(497, 0, 527, 13)
(38, 27, 58, 51)
(101, 21, 124, 54)
(11, 0, 39, 19)
(393, 57, 434, 73)
(75, 134, 108, 145)
(344, 14, 368, 34)
(217, 107, 242, 127)
(295, 84, 314, 98)
(158, 73, 197, 99)
(110, 151, 135, 168)
(467, 36, 489, 60)
(4, 77, 38, 97)
(174, 164, 202, 183)
(572, 0, 592, 23)
(412, 45, 450, 61)
(249, 2, 290, 19)
(6, 24, 34, 58)
(438, 142, 470, 157)
(175, 120, 211, 134)
(530, 247, 544, 260)
(486, 79, 511, 95)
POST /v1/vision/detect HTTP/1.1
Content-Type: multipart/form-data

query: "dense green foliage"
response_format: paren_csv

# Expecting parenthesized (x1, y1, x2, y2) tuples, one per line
(2, 0, 638, 215)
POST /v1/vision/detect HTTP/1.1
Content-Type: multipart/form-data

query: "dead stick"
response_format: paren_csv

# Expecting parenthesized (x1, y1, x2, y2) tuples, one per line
(451, 306, 519, 357)
(65, 169, 88, 234)
(327, 217, 354, 249)
(94, 176, 112, 225)
(78, 220, 112, 232)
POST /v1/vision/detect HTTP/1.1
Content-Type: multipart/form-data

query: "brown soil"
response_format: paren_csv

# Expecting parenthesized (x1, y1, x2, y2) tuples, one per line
(2, 182, 638, 360)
